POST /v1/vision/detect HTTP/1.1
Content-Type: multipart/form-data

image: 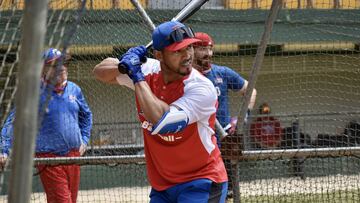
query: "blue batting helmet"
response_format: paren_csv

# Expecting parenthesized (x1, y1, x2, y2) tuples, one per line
(43, 48, 62, 64)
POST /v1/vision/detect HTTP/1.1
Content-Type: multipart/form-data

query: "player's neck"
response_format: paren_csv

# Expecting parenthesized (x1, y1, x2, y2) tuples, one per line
(162, 71, 184, 84)
(161, 63, 189, 84)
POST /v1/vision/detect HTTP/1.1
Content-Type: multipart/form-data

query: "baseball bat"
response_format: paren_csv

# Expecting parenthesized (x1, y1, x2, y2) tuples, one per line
(171, 0, 209, 22)
(129, 0, 227, 139)
(130, 0, 156, 31)
(118, 0, 209, 73)
(215, 119, 228, 140)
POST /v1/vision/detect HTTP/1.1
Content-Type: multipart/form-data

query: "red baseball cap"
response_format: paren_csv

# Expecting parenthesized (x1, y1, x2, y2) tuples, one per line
(194, 32, 214, 47)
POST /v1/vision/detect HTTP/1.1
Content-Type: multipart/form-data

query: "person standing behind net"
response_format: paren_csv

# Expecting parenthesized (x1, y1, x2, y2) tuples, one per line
(250, 103, 305, 179)
(0, 48, 93, 203)
(250, 103, 282, 149)
(192, 32, 257, 198)
(93, 21, 228, 203)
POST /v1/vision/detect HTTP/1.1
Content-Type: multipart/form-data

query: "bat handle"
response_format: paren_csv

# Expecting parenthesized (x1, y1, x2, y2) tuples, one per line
(118, 63, 128, 74)
(145, 41, 153, 49)
(216, 119, 228, 140)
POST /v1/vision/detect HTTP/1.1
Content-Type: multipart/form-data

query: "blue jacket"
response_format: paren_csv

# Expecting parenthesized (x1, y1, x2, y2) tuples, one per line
(204, 64, 245, 127)
(1, 81, 92, 156)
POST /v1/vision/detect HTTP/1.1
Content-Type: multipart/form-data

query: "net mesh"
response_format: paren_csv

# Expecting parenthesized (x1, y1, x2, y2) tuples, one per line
(0, 0, 360, 202)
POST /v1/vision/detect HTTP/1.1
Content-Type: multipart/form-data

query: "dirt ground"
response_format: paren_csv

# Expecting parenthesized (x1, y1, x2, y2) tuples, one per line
(0, 173, 358, 203)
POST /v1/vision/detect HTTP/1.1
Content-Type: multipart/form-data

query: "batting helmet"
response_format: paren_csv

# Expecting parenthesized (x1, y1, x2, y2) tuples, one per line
(194, 32, 214, 47)
(43, 48, 62, 64)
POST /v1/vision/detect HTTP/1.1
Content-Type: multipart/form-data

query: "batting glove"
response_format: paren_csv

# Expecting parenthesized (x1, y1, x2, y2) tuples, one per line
(119, 53, 145, 83)
(119, 46, 147, 84)
(126, 46, 147, 62)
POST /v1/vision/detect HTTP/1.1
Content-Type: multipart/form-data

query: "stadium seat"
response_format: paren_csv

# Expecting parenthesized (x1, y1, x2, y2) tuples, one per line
(118, 0, 147, 10)
(49, 1, 79, 10)
(89, 0, 114, 10)
(224, 0, 272, 9)
(0, 0, 24, 10)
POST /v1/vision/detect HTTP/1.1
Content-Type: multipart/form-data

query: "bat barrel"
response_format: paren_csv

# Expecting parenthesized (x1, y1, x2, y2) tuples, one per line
(172, 0, 209, 22)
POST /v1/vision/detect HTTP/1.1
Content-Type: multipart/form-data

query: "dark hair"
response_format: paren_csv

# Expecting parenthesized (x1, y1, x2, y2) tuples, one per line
(259, 103, 271, 114)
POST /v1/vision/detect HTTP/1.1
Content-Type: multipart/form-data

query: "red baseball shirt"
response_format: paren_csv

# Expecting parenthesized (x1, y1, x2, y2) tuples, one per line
(117, 58, 228, 190)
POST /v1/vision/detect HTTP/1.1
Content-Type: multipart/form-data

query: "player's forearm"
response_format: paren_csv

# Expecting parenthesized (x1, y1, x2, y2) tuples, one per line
(248, 88, 257, 110)
(135, 81, 169, 124)
(80, 120, 92, 145)
(241, 80, 257, 110)
(93, 58, 120, 84)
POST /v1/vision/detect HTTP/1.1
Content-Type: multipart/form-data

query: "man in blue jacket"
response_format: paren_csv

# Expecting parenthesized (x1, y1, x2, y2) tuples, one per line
(0, 48, 92, 203)
(193, 32, 257, 199)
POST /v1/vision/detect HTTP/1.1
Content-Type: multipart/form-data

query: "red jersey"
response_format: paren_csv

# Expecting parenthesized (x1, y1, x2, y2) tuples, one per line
(118, 58, 227, 190)
(250, 116, 283, 148)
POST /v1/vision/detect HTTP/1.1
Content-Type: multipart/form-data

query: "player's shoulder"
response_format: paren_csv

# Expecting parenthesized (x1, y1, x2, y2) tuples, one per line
(141, 58, 160, 76)
(212, 63, 242, 78)
(211, 63, 234, 72)
(187, 68, 213, 85)
(210, 64, 230, 76)
(184, 69, 217, 96)
(67, 81, 79, 88)
(66, 81, 82, 92)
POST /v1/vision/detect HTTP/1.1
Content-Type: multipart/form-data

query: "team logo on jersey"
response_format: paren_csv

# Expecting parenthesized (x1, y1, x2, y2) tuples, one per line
(158, 134, 182, 142)
(141, 120, 153, 131)
(69, 95, 76, 102)
(215, 77, 223, 84)
(261, 124, 275, 135)
(158, 134, 175, 142)
(142, 120, 184, 143)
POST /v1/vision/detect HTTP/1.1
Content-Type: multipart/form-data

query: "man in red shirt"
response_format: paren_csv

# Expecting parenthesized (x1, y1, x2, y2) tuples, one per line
(93, 21, 228, 202)
(250, 103, 282, 149)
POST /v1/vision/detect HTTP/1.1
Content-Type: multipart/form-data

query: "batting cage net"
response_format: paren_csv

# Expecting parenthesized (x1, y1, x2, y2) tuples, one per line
(1, 0, 360, 202)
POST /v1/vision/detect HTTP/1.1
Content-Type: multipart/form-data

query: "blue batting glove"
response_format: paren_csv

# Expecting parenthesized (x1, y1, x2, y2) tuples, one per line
(119, 46, 147, 83)
(119, 53, 145, 83)
(120, 45, 147, 63)
(127, 46, 147, 62)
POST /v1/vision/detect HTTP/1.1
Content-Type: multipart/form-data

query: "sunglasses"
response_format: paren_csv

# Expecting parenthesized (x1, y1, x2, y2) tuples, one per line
(44, 60, 70, 68)
(43, 63, 68, 72)
(167, 26, 195, 44)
